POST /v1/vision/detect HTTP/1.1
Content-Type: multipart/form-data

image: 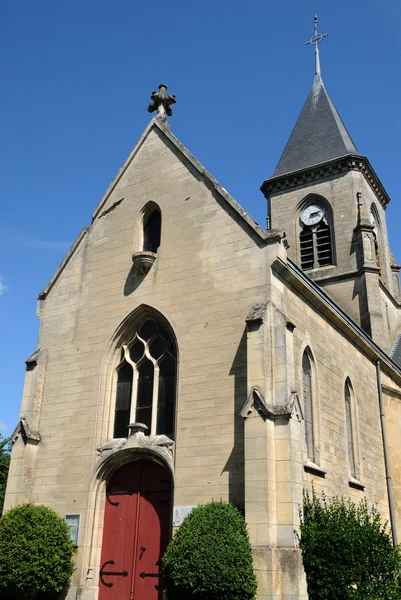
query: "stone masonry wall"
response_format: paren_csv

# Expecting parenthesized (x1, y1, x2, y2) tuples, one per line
(5, 125, 268, 589)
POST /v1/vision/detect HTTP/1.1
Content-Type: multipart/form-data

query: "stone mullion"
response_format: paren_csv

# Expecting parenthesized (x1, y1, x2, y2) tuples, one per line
(129, 366, 139, 425)
(151, 364, 160, 436)
(312, 228, 318, 269)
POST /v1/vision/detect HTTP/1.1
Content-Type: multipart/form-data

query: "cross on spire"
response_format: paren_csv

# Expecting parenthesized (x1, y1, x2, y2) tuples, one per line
(148, 84, 176, 117)
(305, 14, 328, 77)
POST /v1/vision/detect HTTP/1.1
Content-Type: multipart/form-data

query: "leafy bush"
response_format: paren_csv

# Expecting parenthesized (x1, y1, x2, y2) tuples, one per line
(298, 489, 401, 600)
(162, 501, 257, 600)
(0, 503, 75, 599)
(0, 435, 11, 515)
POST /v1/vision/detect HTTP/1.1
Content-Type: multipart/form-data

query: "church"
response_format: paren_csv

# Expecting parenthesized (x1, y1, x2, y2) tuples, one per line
(4, 18, 401, 600)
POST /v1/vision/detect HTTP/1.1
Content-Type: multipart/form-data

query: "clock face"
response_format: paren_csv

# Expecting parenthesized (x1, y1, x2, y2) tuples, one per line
(301, 204, 324, 226)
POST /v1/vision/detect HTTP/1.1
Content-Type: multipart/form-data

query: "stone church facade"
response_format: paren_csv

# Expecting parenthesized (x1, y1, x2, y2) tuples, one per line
(4, 66, 401, 599)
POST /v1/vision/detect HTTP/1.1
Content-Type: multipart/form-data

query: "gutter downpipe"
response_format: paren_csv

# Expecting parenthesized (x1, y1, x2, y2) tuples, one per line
(376, 360, 398, 546)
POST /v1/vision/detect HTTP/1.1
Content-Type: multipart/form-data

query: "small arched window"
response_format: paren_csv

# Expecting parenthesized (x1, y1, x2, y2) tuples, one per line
(113, 317, 176, 439)
(143, 210, 161, 254)
(344, 379, 356, 478)
(302, 351, 315, 461)
(299, 199, 333, 270)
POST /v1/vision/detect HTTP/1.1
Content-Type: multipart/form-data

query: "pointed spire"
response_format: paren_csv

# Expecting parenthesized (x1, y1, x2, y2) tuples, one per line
(305, 15, 327, 77)
(271, 18, 360, 178)
(272, 76, 359, 177)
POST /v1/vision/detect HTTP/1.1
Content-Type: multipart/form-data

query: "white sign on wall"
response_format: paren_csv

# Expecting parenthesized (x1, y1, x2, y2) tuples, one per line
(64, 514, 80, 546)
(172, 505, 197, 527)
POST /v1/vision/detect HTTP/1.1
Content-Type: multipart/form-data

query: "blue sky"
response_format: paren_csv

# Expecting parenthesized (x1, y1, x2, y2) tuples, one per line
(1, 1, 400, 435)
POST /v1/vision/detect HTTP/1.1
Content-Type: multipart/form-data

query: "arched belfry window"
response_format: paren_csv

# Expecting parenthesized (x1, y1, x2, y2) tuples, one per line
(113, 318, 176, 439)
(302, 350, 315, 461)
(299, 199, 333, 271)
(344, 379, 356, 478)
(369, 206, 382, 278)
(143, 209, 161, 254)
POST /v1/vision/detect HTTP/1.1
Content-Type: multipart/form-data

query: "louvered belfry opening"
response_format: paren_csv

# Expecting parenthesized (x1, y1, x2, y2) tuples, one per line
(316, 222, 332, 266)
(300, 206, 333, 271)
(300, 228, 314, 270)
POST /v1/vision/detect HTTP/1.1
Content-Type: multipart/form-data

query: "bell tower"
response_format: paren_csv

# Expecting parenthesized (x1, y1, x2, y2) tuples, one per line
(261, 16, 401, 352)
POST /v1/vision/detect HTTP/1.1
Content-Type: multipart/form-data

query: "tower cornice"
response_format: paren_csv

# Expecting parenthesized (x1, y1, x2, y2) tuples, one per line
(261, 154, 390, 209)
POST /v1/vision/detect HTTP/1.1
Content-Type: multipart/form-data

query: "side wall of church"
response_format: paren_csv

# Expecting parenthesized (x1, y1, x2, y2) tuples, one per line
(382, 386, 401, 533)
(275, 270, 390, 513)
(244, 264, 400, 600)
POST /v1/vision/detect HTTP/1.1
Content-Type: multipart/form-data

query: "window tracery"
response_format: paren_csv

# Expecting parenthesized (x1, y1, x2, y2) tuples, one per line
(113, 318, 176, 439)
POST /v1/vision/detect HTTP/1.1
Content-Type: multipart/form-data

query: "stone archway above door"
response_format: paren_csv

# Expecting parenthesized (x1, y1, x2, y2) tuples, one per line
(96, 423, 175, 477)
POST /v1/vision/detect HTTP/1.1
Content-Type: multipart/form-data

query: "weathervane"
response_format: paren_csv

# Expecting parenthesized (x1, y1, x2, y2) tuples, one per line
(148, 84, 176, 117)
(305, 15, 327, 77)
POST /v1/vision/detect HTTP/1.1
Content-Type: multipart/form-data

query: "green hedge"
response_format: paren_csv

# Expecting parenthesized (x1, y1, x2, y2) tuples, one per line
(162, 501, 257, 600)
(298, 489, 401, 600)
(0, 503, 75, 599)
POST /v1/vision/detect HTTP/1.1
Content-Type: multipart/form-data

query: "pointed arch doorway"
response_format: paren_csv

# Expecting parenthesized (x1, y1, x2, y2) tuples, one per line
(99, 459, 172, 600)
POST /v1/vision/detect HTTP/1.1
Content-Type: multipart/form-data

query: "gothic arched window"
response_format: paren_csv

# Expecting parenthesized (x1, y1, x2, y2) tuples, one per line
(143, 209, 161, 254)
(344, 379, 356, 478)
(302, 350, 315, 461)
(113, 318, 176, 439)
(299, 200, 333, 270)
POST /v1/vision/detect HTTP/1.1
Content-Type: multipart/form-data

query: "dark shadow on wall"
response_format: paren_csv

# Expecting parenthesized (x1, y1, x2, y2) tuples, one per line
(124, 264, 145, 296)
(32, 583, 70, 600)
(56, 585, 70, 600)
(223, 327, 247, 514)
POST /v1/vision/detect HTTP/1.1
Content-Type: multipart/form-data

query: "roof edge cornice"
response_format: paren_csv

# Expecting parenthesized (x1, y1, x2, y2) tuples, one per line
(262, 154, 390, 209)
(38, 227, 89, 300)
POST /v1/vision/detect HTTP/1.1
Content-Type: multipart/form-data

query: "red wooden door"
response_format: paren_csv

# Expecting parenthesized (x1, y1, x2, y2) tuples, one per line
(99, 460, 171, 600)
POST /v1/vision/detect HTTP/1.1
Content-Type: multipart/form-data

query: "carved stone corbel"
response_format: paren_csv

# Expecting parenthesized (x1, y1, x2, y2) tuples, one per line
(240, 387, 303, 422)
(246, 303, 268, 324)
(11, 418, 41, 446)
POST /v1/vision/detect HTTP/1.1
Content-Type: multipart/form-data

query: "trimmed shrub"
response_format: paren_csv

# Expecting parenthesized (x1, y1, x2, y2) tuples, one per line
(0, 503, 75, 599)
(162, 501, 257, 600)
(298, 489, 401, 600)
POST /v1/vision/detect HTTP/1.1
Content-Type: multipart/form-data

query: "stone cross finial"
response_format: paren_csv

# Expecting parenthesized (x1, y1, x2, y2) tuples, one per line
(148, 84, 176, 117)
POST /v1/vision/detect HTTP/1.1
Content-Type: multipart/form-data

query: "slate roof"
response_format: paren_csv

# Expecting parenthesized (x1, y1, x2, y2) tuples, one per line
(390, 333, 401, 369)
(273, 74, 360, 177)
